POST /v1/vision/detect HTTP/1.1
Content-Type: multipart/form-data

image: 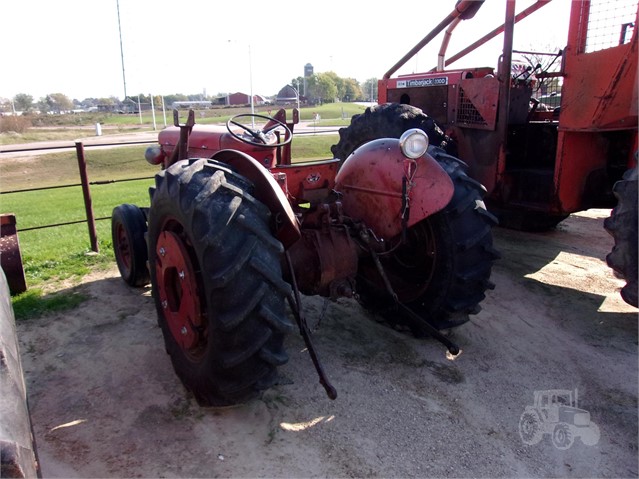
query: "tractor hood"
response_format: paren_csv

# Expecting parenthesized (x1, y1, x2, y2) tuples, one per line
(334, 139, 454, 240)
(158, 125, 279, 167)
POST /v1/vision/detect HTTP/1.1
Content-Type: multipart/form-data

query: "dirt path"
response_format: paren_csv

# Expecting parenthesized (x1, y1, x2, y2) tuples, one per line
(17, 209, 637, 478)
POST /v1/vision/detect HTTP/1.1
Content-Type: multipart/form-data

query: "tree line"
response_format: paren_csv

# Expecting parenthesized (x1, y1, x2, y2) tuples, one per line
(0, 71, 379, 115)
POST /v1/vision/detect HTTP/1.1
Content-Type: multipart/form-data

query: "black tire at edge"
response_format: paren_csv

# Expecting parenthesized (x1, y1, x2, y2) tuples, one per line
(604, 167, 638, 308)
(112, 203, 150, 287)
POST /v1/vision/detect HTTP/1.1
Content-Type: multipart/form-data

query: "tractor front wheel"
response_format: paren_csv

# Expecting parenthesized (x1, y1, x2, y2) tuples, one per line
(330, 103, 454, 162)
(333, 103, 498, 332)
(147, 158, 293, 407)
(356, 152, 499, 332)
(112, 203, 150, 286)
(552, 423, 574, 450)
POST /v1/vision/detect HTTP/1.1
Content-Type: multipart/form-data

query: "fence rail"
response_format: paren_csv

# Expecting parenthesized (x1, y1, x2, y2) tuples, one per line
(0, 140, 156, 252)
(1, 127, 337, 252)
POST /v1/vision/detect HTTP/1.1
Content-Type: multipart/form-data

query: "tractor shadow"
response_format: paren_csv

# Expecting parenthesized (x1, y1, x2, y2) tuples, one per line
(489, 210, 637, 340)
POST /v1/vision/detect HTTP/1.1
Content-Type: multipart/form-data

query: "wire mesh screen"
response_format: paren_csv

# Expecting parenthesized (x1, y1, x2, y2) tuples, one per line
(585, 0, 637, 52)
(456, 87, 488, 126)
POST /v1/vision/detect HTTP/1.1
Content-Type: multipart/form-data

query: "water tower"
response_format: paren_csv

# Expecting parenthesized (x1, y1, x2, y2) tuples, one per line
(303, 63, 313, 96)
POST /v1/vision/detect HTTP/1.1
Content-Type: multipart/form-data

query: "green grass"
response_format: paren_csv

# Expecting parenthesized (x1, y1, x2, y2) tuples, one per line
(4, 179, 153, 288)
(12, 287, 89, 321)
(1, 145, 155, 191)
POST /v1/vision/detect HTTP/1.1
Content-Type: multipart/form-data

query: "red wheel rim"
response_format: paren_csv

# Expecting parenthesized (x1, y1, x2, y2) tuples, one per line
(155, 229, 206, 359)
(115, 223, 132, 273)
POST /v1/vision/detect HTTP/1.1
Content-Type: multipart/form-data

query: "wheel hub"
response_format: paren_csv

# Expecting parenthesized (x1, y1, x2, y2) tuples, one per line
(115, 223, 132, 271)
(155, 231, 204, 355)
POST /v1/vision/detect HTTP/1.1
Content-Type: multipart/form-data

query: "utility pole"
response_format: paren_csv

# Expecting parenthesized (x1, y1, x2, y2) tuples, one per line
(116, 0, 127, 99)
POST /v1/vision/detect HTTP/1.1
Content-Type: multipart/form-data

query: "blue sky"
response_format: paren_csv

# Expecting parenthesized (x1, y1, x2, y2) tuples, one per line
(0, 0, 572, 101)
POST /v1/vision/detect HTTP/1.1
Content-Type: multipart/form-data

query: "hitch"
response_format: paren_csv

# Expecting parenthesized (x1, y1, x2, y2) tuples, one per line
(285, 252, 338, 400)
(172, 109, 195, 163)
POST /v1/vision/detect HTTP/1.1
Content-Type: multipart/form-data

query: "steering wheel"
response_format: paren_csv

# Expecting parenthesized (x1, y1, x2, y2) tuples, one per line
(226, 113, 293, 148)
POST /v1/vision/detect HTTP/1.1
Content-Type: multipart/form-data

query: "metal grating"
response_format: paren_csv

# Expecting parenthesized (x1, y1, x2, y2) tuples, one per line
(456, 87, 487, 126)
(585, 0, 637, 53)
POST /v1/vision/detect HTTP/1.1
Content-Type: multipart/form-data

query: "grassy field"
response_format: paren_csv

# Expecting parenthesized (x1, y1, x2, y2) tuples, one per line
(1, 120, 342, 317)
(0, 103, 366, 145)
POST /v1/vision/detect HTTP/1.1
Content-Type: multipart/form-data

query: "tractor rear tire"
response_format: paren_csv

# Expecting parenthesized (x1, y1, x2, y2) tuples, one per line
(330, 103, 454, 162)
(356, 150, 500, 332)
(519, 410, 543, 445)
(147, 158, 293, 407)
(604, 167, 638, 308)
(112, 204, 150, 287)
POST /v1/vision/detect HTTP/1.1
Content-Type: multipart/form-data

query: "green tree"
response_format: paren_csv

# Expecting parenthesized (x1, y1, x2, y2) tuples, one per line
(13, 93, 34, 112)
(38, 93, 73, 113)
(307, 73, 338, 103)
(291, 77, 304, 96)
(342, 78, 363, 102)
(97, 97, 115, 107)
(324, 72, 345, 99)
(0, 98, 12, 113)
(163, 94, 189, 107)
(361, 78, 378, 102)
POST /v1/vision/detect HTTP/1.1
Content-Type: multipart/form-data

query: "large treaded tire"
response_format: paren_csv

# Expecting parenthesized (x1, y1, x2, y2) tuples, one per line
(330, 103, 454, 162)
(112, 203, 150, 287)
(357, 149, 500, 332)
(604, 167, 638, 308)
(147, 158, 293, 407)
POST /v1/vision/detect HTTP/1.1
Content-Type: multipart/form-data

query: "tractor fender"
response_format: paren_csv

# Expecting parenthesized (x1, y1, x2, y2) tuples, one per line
(211, 150, 300, 248)
(334, 139, 454, 239)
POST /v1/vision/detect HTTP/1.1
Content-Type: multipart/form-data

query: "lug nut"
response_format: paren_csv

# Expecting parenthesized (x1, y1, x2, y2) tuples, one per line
(180, 326, 188, 335)
(159, 247, 166, 257)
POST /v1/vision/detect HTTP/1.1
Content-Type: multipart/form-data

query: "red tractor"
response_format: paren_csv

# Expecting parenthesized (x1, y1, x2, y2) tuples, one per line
(333, 0, 638, 307)
(111, 106, 498, 406)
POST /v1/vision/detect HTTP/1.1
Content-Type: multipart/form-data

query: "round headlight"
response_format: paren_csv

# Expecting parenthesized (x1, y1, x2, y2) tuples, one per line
(399, 128, 429, 159)
(145, 145, 165, 165)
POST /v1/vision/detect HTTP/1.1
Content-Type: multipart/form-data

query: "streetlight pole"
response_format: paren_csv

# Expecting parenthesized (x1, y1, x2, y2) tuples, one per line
(249, 44, 255, 129)
(290, 84, 300, 112)
(116, 0, 127, 100)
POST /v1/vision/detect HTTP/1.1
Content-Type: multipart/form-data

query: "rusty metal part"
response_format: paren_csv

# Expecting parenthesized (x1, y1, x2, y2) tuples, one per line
(0, 215, 26, 296)
(286, 223, 358, 298)
(334, 139, 454, 240)
(285, 251, 337, 400)
(383, 0, 485, 79)
(173, 109, 195, 165)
